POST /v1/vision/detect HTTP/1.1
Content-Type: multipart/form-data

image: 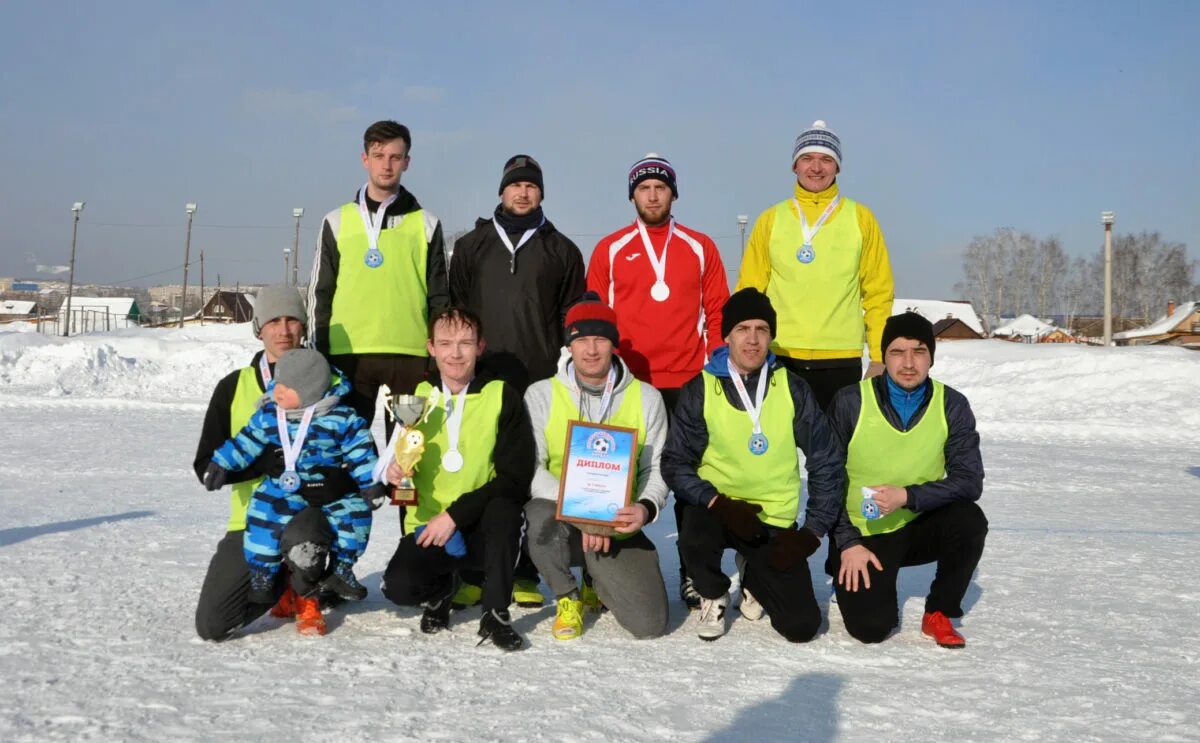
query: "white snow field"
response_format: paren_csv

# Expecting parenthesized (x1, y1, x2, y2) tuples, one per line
(1, 323, 1197, 742)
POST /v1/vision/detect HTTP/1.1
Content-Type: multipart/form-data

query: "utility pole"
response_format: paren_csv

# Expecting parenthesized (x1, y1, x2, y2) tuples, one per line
(180, 203, 197, 328)
(292, 208, 304, 286)
(1102, 211, 1115, 346)
(199, 250, 205, 327)
(737, 215, 749, 260)
(283, 248, 291, 283)
(64, 201, 85, 336)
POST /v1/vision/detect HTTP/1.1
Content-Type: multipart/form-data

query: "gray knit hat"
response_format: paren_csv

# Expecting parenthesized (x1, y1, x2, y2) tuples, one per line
(791, 120, 842, 168)
(252, 284, 306, 337)
(273, 348, 330, 409)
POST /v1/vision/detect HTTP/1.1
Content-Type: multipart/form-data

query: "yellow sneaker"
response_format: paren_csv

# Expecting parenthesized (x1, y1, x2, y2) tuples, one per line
(512, 578, 545, 608)
(580, 583, 604, 613)
(451, 582, 482, 610)
(552, 596, 584, 640)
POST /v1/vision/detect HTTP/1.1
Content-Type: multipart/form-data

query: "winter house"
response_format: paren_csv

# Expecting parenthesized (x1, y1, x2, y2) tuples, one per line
(992, 314, 1060, 343)
(931, 317, 983, 341)
(202, 291, 254, 323)
(892, 299, 984, 336)
(57, 297, 141, 334)
(0, 299, 37, 320)
(1112, 301, 1200, 350)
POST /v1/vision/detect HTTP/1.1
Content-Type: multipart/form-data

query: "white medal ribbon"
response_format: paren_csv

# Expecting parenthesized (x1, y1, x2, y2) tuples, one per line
(491, 218, 541, 257)
(441, 381, 469, 472)
(792, 195, 841, 247)
(276, 404, 317, 481)
(258, 354, 272, 384)
(727, 359, 768, 435)
(358, 183, 399, 252)
(636, 218, 674, 301)
(566, 362, 616, 423)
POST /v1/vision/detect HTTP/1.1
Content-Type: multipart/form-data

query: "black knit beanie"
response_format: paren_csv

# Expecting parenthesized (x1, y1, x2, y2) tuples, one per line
(721, 288, 777, 339)
(498, 154, 544, 197)
(881, 312, 936, 363)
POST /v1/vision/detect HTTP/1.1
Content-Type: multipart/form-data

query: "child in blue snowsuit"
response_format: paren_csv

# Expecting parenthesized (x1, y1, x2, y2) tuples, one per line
(204, 348, 382, 604)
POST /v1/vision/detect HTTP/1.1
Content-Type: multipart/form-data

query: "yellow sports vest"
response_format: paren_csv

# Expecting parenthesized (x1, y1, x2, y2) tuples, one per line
(766, 198, 865, 356)
(227, 367, 264, 531)
(697, 368, 800, 528)
(405, 379, 504, 532)
(545, 375, 644, 538)
(329, 202, 430, 356)
(846, 379, 947, 535)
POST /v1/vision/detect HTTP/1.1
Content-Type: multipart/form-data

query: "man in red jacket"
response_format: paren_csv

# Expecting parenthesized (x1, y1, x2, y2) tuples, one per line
(587, 153, 730, 609)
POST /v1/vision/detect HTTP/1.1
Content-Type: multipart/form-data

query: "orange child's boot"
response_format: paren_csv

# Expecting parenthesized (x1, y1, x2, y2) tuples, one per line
(294, 594, 327, 636)
(269, 586, 299, 619)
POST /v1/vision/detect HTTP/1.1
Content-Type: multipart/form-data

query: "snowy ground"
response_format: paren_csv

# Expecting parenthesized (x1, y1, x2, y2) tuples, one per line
(1, 323, 1198, 742)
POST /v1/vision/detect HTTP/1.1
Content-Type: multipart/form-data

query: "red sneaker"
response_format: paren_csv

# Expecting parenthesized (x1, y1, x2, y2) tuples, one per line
(269, 586, 298, 619)
(295, 595, 327, 636)
(921, 611, 965, 648)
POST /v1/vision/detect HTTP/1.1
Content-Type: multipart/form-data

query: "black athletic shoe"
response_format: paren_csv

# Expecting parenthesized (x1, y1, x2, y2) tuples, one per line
(320, 562, 368, 601)
(420, 575, 459, 635)
(679, 573, 702, 611)
(248, 569, 276, 606)
(477, 608, 524, 651)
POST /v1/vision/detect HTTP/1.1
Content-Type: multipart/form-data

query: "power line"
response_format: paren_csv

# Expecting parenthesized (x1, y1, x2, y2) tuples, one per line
(87, 221, 291, 230)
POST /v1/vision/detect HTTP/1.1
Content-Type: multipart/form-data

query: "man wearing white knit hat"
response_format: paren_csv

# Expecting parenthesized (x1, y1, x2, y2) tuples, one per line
(734, 120, 894, 412)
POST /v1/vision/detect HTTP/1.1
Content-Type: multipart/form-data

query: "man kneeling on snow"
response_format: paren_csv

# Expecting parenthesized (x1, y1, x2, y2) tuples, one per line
(828, 311, 988, 648)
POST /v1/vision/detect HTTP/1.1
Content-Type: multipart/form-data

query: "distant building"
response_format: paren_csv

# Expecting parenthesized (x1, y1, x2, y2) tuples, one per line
(57, 297, 142, 334)
(893, 299, 985, 336)
(992, 314, 1060, 343)
(931, 317, 983, 341)
(1113, 301, 1200, 350)
(0, 299, 37, 320)
(202, 291, 254, 323)
(12, 281, 39, 292)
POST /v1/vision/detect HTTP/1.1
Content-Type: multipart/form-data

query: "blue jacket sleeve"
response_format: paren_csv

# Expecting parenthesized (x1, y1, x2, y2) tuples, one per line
(211, 408, 274, 472)
(335, 411, 379, 490)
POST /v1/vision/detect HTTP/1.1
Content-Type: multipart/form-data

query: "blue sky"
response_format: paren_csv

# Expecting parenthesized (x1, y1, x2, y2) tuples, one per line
(2, 1, 1197, 299)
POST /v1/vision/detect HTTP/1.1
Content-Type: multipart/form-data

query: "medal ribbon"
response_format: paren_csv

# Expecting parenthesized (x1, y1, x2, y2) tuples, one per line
(491, 218, 541, 257)
(566, 362, 616, 423)
(726, 359, 768, 435)
(442, 381, 470, 457)
(357, 183, 399, 254)
(259, 354, 272, 384)
(276, 404, 316, 477)
(792, 195, 841, 246)
(635, 217, 674, 290)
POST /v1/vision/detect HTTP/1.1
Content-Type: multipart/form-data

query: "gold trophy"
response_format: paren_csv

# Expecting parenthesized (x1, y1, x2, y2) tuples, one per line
(385, 393, 429, 506)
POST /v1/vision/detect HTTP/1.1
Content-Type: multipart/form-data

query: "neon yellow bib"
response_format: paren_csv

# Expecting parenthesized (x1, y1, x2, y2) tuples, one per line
(766, 198, 864, 355)
(329, 203, 429, 356)
(405, 379, 504, 532)
(227, 367, 264, 531)
(697, 368, 800, 528)
(846, 379, 947, 535)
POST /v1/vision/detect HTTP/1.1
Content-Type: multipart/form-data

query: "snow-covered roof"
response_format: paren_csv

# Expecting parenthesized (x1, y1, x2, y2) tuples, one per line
(893, 299, 984, 335)
(57, 297, 138, 317)
(0, 300, 36, 315)
(1113, 301, 1198, 340)
(992, 314, 1057, 338)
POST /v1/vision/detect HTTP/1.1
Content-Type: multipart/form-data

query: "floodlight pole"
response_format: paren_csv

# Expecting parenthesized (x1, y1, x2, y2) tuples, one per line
(1102, 211, 1114, 346)
(737, 215, 749, 260)
(180, 203, 197, 328)
(292, 208, 304, 286)
(64, 201, 85, 336)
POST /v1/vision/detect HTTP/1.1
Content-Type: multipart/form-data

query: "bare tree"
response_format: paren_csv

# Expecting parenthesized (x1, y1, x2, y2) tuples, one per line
(1033, 236, 1066, 318)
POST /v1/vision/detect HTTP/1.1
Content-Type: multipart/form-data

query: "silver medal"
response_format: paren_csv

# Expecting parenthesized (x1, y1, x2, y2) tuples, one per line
(364, 248, 384, 268)
(442, 450, 464, 473)
(650, 281, 670, 302)
(748, 432, 769, 455)
(279, 470, 301, 493)
(796, 244, 815, 264)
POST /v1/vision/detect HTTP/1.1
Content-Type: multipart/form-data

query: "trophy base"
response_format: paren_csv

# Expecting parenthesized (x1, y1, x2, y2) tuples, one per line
(390, 486, 418, 507)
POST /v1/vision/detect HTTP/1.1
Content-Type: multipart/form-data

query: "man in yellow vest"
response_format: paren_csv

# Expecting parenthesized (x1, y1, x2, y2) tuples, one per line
(829, 312, 987, 648)
(378, 308, 535, 651)
(193, 285, 357, 639)
(308, 120, 449, 427)
(662, 288, 848, 642)
(735, 120, 894, 411)
(524, 293, 670, 641)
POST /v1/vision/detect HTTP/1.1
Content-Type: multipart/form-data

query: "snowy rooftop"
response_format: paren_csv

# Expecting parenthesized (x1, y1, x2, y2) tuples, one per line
(1113, 300, 1198, 340)
(992, 313, 1057, 337)
(0, 300, 35, 315)
(892, 298, 984, 335)
(55, 296, 137, 317)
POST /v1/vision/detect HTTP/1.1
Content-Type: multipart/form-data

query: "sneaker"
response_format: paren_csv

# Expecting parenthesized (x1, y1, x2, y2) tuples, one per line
(512, 577, 545, 608)
(921, 611, 966, 649)
(580, 583, 605, 614)
(270, 585, 298, 619)
(739, 586, 764, 621)
(247, 569, 276, 606)
(679, 575, 702, 611)
(552, 596, 584, 641)
(697, 595, 728, 641)
(451, 582, 482, 610)
(320, 562, 368, 601)
(420, 575, 460, 635)
(294, 594, 327, 636)
(477, 608, 524, 651)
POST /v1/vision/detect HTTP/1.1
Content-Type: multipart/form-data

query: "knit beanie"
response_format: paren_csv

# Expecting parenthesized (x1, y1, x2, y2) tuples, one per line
(721, 288, 777, 339)
(881, 312, 936, 363)
(564, 291, 620, 347)
(273, 348, 331, 409)
(252, 284, 306, 337)
(791, 120, 842, 169)
(498, 154, 544, 197)
(627, 153, 678, 200)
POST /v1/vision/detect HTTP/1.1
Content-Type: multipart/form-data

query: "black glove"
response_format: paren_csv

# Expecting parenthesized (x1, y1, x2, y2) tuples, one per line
(360, 483, 389, 511)
(203, 461, 229, 491)
(252, 446, 286, 478)
(299, 466, 359, 507)
(709, 494, 765, 542)
(767, 526, 821, 571)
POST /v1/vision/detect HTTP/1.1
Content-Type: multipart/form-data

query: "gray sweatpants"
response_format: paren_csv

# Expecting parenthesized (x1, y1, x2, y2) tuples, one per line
(524, 499, 668, 639)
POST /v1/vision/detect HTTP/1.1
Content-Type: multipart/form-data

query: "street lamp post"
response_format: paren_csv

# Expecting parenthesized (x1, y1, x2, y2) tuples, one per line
(283, 248, 292, 283)
(1102, 211, 1114, 346)
(737, 215, 749, 260)
(180, 203, 197, 328)
(292, 208, 304, 286)
(63, 201, 85, 336)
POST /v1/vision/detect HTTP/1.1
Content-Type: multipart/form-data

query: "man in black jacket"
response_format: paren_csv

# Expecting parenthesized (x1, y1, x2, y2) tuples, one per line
(828, 312, 987, 648)
(448, 154, 586, 608)
(307, 120, 449, 427)
(193, 284, 358, 639)
(662, 289, 848, 642)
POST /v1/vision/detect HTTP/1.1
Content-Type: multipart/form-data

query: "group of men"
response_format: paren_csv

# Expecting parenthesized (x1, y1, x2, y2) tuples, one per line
(192, 119, 987, 651)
